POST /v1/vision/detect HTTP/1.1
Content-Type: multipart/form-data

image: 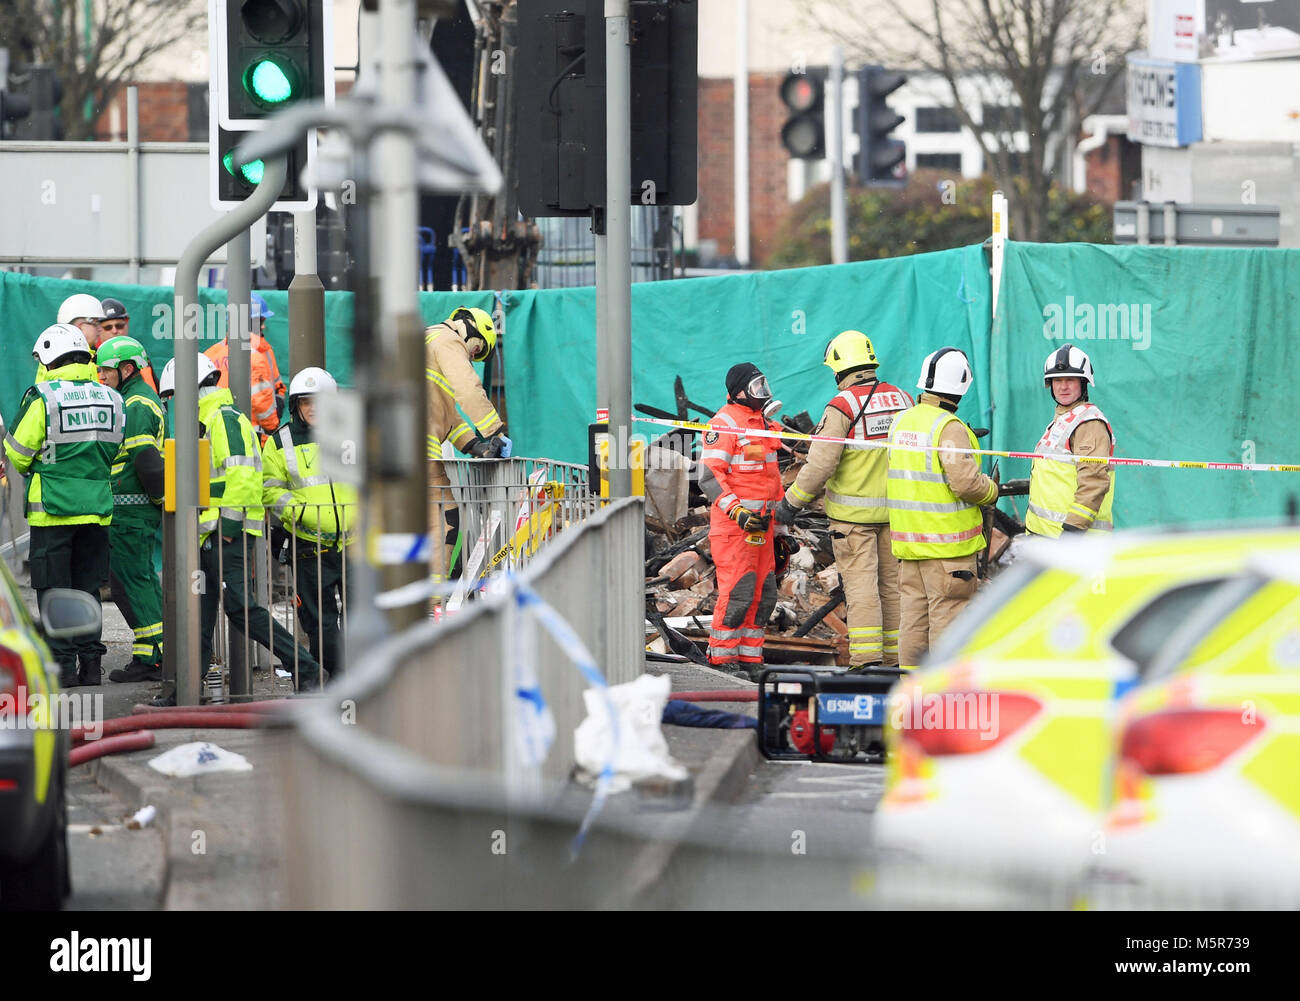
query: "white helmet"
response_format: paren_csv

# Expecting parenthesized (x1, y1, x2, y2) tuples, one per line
(288, 367, 337, 398)
(917, 347, 973, 398)
(32, 323, 91, 365)
(56, 293, 106, 326)
(1043, 345, 1095, 386)
(158, 354, 220, 397)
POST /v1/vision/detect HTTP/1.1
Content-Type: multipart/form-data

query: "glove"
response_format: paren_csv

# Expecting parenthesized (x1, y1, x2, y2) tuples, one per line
(1061, 522, 1086, 534)
(729, 505, 770, 533)
(498, 435, 513, 458)
(466, 436, 507, 459)
(772, 497, 800, 525)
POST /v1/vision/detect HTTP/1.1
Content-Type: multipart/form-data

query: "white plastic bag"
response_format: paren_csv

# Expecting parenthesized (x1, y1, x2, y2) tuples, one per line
(573, 673, 687, 793)
(148, 741, 254, 777)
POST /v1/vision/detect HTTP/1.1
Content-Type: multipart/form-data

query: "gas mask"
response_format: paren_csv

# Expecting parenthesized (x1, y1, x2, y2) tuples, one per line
(741, 374, 781, 416)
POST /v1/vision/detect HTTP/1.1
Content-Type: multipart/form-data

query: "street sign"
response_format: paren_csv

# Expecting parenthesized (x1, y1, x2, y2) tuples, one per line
(1113, 201, 1280, 246)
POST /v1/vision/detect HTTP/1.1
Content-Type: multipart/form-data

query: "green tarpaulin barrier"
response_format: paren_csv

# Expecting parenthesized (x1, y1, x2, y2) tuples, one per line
(6, 240, 1296, 530)
(992, 243, 1300, 530)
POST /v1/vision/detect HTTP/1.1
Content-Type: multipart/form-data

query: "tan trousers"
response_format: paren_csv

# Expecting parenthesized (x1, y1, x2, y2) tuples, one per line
(830, 520, 900, 666)
(429, 459, 454, 603)
(897, 553, 979, 669)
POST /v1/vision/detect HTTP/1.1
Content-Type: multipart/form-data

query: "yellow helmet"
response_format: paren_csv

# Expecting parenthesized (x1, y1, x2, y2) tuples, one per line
(823, 330, 878, 376)
(448, 306, 497, 361)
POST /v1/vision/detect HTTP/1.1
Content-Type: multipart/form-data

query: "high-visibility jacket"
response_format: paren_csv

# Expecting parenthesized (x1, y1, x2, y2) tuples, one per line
(198, 387, 265, 541)
(205, 336, 286, 435)
(788, 379, 912, 523)
(110, 372, 165, 518)
(262, 416, 358, 549)
(699, 402, 785, 514)
(887, 402, 991, 560)
(1026, 402, 1116, 536)
(3, 362, 125, 527)
(425, 321, 502, 457)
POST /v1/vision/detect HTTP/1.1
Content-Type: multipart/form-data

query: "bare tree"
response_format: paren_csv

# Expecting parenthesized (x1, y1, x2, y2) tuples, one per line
(799, 0, 1143, 241)
(0, 0, 205, 140)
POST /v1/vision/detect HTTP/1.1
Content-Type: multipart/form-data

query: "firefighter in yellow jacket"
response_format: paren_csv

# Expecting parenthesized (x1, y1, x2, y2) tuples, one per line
(886, 348, 998, 669)
(774, 331, 913, 668)
(425, 307, 510, 588)
(1026, 346, 1115, 536)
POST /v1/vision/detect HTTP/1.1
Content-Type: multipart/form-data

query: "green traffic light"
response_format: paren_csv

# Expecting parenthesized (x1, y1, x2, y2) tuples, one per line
(244, 57, 296, 106)
(222, 150, 266, 186)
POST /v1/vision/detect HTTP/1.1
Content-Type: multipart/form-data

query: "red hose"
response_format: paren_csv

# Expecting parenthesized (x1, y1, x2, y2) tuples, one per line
(69, 730, 155, 767)
(131, 699, 297, 716)
(72, 712, 266, 744)
(672, 690, 758, 703)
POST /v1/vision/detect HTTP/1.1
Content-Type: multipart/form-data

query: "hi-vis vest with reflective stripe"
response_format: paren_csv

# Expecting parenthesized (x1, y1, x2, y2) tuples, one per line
(264, 424, 357, 548)
(700, 403, 785, 513)
(824, 381, 912, 524)
(198, 388, 265, 540)
(1026, 402, 1115, 537)
(21, 377, 125, 525)
(886, 403, 986, 559)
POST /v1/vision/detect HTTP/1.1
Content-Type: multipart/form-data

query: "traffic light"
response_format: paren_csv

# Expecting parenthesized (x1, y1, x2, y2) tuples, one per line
(216, 0, 333, 128)
(779, 70, 825, 159)
(855, 65, 906, 186)
(209, 0, 334, 211)
(1, 66, 64, 140)
(515, 0, 698, 218)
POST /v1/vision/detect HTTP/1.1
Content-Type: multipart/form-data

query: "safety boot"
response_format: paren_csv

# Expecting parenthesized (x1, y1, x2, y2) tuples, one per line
(76, 656, 102, 687)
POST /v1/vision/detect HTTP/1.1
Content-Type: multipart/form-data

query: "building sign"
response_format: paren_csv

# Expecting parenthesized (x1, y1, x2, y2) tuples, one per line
(1126, 56, 1203, 147)
(1149, 0, 1202, 61)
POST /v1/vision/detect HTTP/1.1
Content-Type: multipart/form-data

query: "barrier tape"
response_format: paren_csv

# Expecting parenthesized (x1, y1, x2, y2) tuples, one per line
(634, 415, 1300, 473)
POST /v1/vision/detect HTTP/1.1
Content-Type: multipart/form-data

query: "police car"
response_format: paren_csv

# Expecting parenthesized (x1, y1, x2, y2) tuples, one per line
(0, 560, 101, 911)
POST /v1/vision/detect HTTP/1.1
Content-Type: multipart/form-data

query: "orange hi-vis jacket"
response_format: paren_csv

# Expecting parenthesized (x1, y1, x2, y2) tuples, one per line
(205, 335, 287, 435)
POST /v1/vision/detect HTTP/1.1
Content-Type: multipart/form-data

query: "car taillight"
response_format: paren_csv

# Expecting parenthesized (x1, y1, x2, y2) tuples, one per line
(900, 690, 1042, 756)
(1120, 709, 1264, 775)
(0, 645, 28, 717)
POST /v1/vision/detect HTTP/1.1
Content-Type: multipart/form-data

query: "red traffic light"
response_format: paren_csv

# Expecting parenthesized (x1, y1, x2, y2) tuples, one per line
(780, 72, 823, 112)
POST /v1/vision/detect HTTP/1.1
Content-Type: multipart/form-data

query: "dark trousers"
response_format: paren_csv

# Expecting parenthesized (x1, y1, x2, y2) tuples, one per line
(293, 546, 350, 679)
(30, 523, 109, 675)
(200, 533, 320, 685)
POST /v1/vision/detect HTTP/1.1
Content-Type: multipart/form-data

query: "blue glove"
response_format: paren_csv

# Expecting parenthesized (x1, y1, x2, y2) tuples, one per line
(499, 435, 513, 458)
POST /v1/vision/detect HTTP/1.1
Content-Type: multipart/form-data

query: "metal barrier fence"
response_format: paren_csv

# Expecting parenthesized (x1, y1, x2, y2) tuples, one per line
(280, 496, 645, 907)
(193, 456, 599, 702)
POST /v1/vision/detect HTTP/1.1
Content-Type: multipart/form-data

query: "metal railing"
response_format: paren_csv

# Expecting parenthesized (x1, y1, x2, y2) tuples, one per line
(280, 496, 646, 907)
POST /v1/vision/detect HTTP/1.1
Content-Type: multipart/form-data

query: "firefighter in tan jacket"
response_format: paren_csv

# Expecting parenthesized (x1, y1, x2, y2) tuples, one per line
(426, 307, 510, 588)
(773, 331, 913, 668)
(1025, 346, 1115, 536)
(886, 348, 998, 669)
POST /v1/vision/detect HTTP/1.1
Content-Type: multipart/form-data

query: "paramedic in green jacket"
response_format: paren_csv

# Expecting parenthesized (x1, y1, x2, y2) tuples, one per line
(153, 354, 321, 706)
(4, 324, 125, 687)
(96, 336, 167, 683)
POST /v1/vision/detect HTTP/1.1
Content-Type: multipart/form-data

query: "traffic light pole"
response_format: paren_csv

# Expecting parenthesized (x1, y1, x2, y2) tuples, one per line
(226, 225, 255, 699)
(829, 46, 847, 266)
(169, 155, 287, 707)
(290, 209, 326, 373)
(376, 0, 427, 631)
(605, 0, 633, 500)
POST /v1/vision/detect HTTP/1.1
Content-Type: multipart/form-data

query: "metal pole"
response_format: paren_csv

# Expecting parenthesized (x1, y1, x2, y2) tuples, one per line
(595, 226, 607, 415)
(376, 0, 428, 630)
(227, 229, 252, 416)
(829, 46, 846, 266)
(1163, 201, 1177, 246)
(733, 0, 750, 267)
(606, 0, 632, 498)
(290, 209, 326, 373)
(126, 87, 140, 284)
(225, 226, 252, 697)
(170, 156, 287, 707)
(1136, 201, 1150, 245)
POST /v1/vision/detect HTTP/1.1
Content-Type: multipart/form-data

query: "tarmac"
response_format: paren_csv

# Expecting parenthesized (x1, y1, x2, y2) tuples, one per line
(62, 587, 763, 908)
